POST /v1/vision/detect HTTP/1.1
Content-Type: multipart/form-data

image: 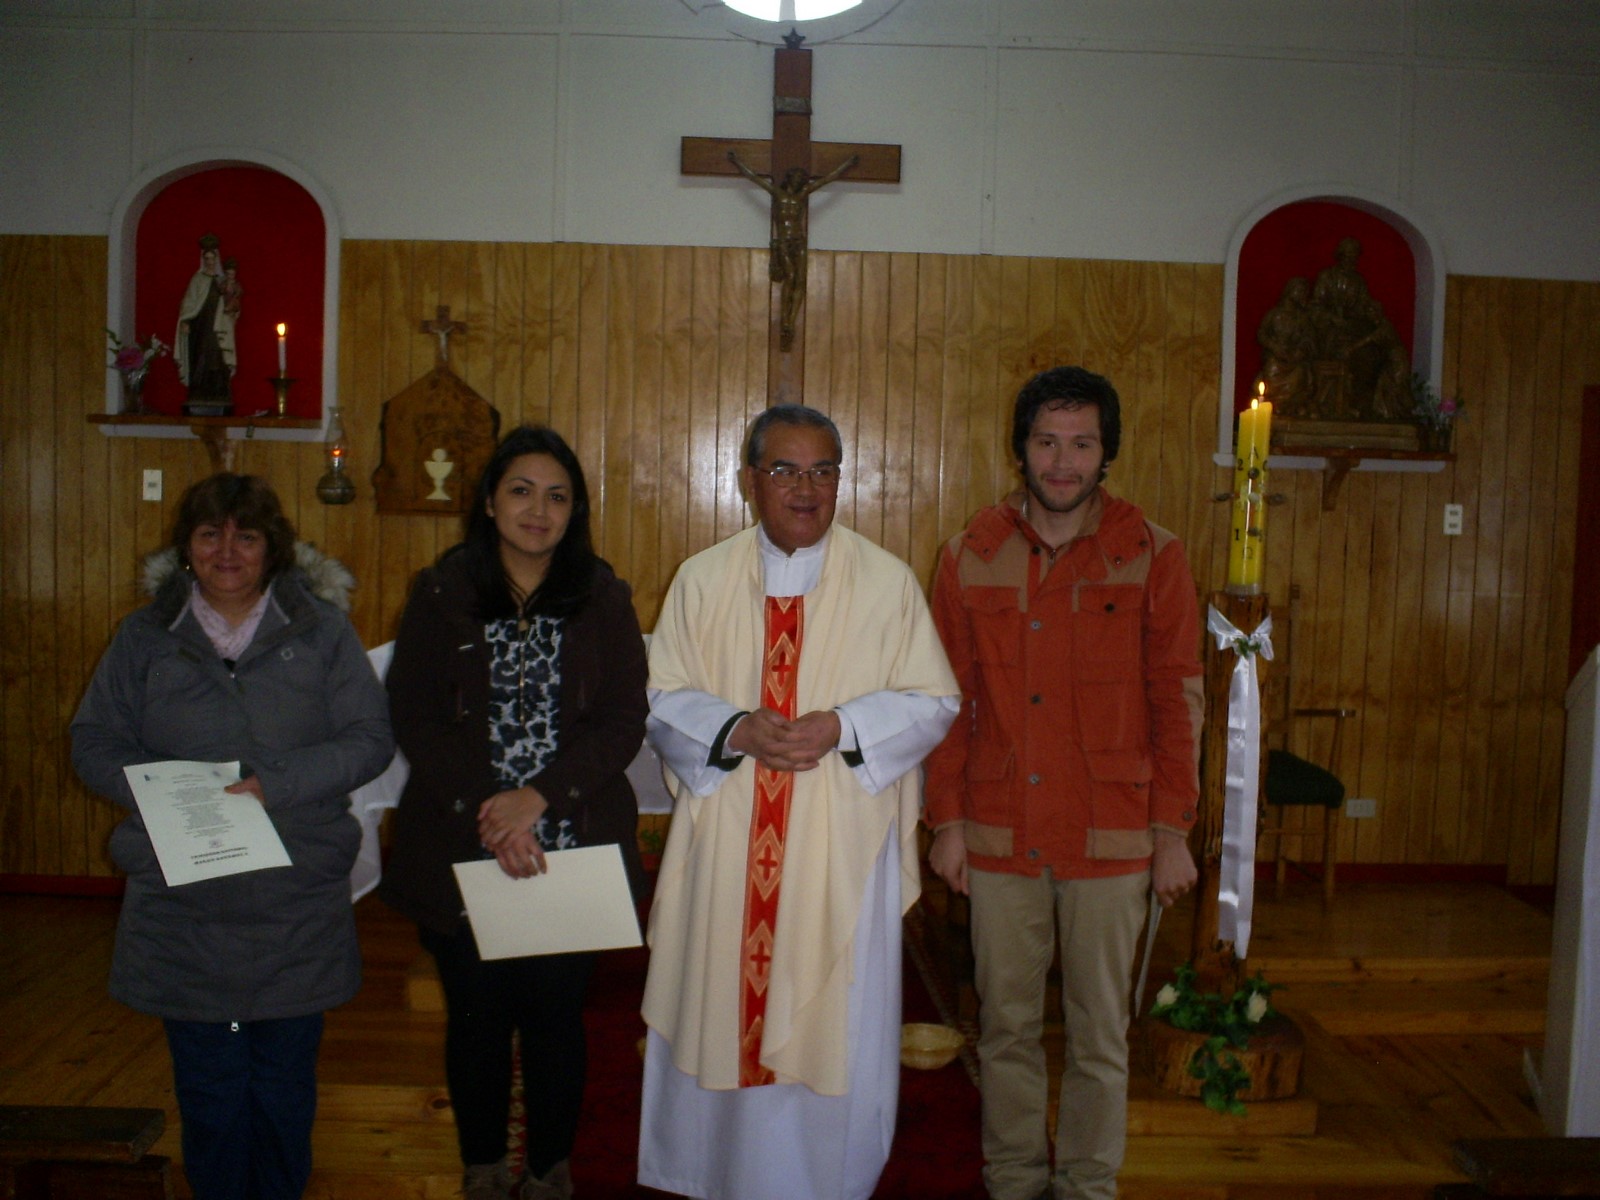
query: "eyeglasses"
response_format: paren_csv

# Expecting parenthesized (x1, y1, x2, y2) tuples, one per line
(757, 464, 842, 489)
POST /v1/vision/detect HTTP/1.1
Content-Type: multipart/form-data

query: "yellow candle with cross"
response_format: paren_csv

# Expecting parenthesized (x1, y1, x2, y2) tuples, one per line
(1227, 386, 1272, 593)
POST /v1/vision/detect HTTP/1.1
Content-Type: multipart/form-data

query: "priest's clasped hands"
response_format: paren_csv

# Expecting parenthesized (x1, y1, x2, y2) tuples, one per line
(728, 707, 843, 773)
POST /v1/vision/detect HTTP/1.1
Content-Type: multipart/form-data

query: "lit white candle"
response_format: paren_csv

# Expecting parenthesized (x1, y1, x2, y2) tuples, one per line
(276, 323, 287, 375)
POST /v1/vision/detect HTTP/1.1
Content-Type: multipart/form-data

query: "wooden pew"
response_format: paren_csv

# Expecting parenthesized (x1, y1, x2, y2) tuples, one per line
(1433, 1136, 1600, 1198)
(0, 1106, 171, 1200)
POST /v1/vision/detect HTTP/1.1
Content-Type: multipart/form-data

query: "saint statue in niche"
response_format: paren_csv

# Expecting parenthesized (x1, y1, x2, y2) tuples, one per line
(175, 233, 237, 413)
(1255, 237, 1411, 425)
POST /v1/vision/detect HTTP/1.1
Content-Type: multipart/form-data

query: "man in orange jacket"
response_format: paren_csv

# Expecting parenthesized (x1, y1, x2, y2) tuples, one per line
(925, 365, 1204, 1200)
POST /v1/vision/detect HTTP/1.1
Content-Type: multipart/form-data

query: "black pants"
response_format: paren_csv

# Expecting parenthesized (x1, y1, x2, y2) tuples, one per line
(420, 921, 595, 1177)
(163, 1014, 323, 1200)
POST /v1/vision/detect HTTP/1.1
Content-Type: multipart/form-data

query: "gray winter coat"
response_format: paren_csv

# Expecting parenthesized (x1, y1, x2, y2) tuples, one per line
(70, 559, 394, 1023)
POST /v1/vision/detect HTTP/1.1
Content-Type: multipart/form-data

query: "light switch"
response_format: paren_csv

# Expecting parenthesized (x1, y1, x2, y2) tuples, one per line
(142, 469, 162, 502)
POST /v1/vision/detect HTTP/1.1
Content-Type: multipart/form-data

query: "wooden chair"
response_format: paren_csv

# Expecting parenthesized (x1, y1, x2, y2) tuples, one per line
(1259, 584, 1355, 903)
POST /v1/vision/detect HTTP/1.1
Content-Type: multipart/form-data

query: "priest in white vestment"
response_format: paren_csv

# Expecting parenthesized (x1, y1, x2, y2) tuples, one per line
(638, 405, 959, 1200)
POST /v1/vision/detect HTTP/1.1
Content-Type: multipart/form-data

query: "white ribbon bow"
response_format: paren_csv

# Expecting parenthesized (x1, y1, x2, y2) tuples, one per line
(1205, 606, 1273, 959)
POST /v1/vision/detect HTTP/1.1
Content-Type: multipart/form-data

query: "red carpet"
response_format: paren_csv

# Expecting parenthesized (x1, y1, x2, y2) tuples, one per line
(569, 901, 984, 1198)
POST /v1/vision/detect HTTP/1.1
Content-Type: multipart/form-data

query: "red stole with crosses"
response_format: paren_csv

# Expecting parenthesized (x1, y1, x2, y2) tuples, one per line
(736, 594, 802, 1087)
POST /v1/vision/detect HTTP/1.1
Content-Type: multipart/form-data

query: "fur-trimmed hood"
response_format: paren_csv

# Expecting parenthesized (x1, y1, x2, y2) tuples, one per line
(140, 541, 357, 613)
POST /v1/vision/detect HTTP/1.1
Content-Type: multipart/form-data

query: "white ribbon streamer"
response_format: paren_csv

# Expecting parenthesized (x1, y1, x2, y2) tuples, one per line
(1206, 606, 1273, 959)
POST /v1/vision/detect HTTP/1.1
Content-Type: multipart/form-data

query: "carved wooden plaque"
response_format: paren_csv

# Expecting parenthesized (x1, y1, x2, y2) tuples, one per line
(372, 366, 500, 515)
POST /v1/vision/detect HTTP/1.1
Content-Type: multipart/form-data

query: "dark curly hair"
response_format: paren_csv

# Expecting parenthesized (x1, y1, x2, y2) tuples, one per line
(170, 474, 298, 583)
(1010, 366, 1121, 479)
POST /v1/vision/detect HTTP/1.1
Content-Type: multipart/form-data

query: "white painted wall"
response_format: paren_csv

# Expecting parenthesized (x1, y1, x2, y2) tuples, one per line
(3, 0, 1597, 279)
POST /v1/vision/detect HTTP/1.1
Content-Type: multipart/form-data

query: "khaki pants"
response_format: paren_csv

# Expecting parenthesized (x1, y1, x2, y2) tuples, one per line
(968, 868, 1149, 1200)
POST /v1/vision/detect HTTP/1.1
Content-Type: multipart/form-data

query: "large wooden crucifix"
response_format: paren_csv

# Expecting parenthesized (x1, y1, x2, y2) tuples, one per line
(681, 30, 900, 405)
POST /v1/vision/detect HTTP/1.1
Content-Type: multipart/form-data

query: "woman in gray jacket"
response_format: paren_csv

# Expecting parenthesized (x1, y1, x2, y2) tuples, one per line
(70, 473, 394, 1200)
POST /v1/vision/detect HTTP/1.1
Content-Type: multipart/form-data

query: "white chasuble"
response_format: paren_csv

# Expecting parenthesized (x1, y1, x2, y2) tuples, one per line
(642, 524, 957, 1091)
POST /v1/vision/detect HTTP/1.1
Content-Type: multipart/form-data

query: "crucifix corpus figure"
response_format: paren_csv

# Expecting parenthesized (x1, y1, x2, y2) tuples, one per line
(420, 305, 466, 367)
(727, 149, 858, 350)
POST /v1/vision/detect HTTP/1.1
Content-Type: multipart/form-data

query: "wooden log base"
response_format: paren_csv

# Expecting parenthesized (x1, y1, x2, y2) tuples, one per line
(1144, 1012, 1305, 1103)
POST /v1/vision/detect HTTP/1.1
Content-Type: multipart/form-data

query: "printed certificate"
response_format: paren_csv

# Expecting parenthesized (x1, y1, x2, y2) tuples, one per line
(123, 760, 292, 887)
(453, 844, 642, 959)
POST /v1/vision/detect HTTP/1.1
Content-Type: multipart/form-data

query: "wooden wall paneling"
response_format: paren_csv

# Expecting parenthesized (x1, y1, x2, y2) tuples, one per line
(1154, 263, 1195, 540)
(1533, 280, 1598, 880)
(739, 246, 767, 494)
(339, 242, 381, 645)
(935, 254, 974, 560)
(684, 246, 722, 559)
(906, 254, 945, 582)
(0, 238, 36, 873)
(8, 240, 1600, 883)
(1461, 278, 1517, 866)
(1344, 473, 1382, 864)
(603, 244, 640, 571)
(1185, 266, 1225, 579)
(26, 238, 60, 876)
(1494, 280, 1542, 880)
(851, 253, 891, 546)
(712, 247, 755, 545)
(522, 242, 556, 428)
(574, 244, 611, 541)
(878, 252, 921, 564)
(461, 240, 495, 400)
(803, 248, 833, 418)
(1051, 259, 1089, 396)
(1298, 450, 1351, 860)
(1127, 262, 1167, 518)
(1356, 471, 1400, 865)
(1435, 277, 1488, 862)
(1381, 469, 1429, 864)
(822, 251, 864, 538)
(491, 242, 527, 430)
(387, 241, 435, 615)
(962, 256, 1004, 532)
(1024, 256, 1059, 381)
(546, 243, 582, 458)
(992, 258, 1033, 500)
(627, 244, 667, 622)
(649, 247, 695, 629)
(55, 237, 93, 876)
(77, 241, 118, 874)
(1409, 281, 1465, 864)
(1512, 280, 1568, 883)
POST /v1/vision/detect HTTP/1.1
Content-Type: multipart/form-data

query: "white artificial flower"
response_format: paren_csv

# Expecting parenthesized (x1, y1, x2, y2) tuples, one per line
(1155, 984, 1179, 1009)
(1245, 992, 1269, 1023)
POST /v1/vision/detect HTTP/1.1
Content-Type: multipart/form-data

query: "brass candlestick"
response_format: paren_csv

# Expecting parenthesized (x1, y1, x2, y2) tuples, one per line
(270, 375, 297, 418)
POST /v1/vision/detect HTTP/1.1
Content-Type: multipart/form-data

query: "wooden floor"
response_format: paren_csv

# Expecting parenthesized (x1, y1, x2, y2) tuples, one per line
(0, 881, 1559, 1198)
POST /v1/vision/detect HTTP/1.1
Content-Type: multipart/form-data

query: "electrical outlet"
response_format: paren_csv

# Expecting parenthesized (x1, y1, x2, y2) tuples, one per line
(142, 469, 163, 502)
(1443, 503, 1464, 536)
(1345, 797, 1377, 819)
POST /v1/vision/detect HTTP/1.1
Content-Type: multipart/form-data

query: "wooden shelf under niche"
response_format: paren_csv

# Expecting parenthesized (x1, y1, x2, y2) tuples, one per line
(88, 413, 322, 473)
(1270, 445, 1456, 511)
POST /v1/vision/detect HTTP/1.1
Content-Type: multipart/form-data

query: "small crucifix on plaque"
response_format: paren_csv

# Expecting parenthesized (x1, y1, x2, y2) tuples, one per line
(681, 30, 901, 403)
(420, 305, 467, 367)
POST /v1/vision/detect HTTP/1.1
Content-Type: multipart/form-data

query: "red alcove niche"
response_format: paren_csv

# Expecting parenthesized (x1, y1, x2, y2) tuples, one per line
(134, 166, 324, 419)
(1217, 188, 1445, 469)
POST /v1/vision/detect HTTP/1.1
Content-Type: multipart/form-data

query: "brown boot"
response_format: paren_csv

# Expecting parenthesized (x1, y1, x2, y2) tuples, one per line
(518, 1158, 573, 1199)
(462, 1156, 515, 1199)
